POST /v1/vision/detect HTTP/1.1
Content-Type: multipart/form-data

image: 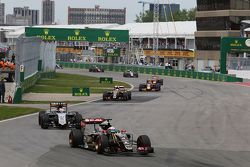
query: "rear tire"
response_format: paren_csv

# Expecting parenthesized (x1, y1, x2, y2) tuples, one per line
(137, 135, 151, 155)
(41, 114, 49, 129)
(96, 135, 109, 154)
(103, 92, 108, 101)
(75, 112, 83, 129)
(38, 111, 45, 125)
(139, 84, 144, 91)
(69, 129, 84, 148)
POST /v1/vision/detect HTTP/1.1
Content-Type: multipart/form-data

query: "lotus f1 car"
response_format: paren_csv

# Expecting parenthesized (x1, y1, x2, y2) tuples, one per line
(139, 79, 161, 91)
(123, 70, 138, 78)
(38, 102, 82, 129)
(89, 66, 104, 72)
(69, 118, 154, 155)
(103, 86, 131, 101)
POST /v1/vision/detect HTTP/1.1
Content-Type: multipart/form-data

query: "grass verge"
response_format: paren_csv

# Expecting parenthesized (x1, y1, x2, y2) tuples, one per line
(25, 73, 131, 93)
(0, 106, 43, 121)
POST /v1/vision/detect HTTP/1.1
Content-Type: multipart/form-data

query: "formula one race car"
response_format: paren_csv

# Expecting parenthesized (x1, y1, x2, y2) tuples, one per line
(139, 79, 161, 91)
(123, 70, 138, 78)
(103, 86, 131, 101)
(89, 66, 104, 72)
(151, 75, 163, 85)
(69, 118, 154, 155)
(38, 102, 83, 129)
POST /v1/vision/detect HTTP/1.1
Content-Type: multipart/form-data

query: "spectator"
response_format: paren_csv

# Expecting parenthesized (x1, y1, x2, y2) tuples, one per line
(0, 78, 5, 103)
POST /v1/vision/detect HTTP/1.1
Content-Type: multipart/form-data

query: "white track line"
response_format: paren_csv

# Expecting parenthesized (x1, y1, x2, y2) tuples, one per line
(0, 82, 134, 123)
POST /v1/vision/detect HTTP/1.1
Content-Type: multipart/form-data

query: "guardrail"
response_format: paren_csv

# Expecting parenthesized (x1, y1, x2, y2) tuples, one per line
(57, 62, 243, 83)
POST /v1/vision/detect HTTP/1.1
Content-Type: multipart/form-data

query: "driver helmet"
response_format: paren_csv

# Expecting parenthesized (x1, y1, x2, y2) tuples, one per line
(107, 126, 117, 133)
(99, 121, 111, 130)
(58, 108, 64, 113)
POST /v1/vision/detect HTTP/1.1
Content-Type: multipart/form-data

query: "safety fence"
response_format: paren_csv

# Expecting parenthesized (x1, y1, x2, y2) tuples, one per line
(57, 62, 243, 83)
(13, 36, 56, 103)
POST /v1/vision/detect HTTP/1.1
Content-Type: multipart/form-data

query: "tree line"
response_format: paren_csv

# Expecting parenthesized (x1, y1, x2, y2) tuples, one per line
(135, 8, 196, 22)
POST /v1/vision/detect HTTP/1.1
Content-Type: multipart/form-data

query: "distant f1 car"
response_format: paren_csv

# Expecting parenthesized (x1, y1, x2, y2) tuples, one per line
(69, 118, 154, 155)
(89, 66, 104, 72)
(123, 70, 138, 78)
(103, 86, 131, 101)
(139, 79, 161, 91)
(38, 102, 82, 129)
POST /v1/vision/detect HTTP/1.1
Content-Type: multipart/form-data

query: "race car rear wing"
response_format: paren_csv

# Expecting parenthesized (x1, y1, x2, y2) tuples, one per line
(49, 102, 67, 111)
(83, 118, 112, 124)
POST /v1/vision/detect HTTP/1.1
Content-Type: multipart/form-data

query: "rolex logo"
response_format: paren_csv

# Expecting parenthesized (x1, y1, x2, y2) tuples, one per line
(74, 30, 80, 36)
(44, 29, 49, 35)
(235, 40, 238, 44)
(105, 31, 110, 37)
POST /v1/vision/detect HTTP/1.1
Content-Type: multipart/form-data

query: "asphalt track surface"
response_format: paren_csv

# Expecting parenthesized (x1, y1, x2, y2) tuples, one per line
(1, 69, 250, 167)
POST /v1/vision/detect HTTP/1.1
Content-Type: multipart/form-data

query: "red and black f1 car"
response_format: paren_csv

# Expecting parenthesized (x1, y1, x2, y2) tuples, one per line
(139, 79, 161, 91)
(89, 66, 104, 72)
(69, 118, 154, 155)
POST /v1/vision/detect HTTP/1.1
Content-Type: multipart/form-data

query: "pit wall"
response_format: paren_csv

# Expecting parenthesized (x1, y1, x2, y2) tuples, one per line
(57, 62, 243, 83)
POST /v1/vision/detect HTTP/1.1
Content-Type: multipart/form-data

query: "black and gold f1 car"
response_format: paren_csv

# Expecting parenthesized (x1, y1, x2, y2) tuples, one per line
(89, 66, 104, 72)
(123, 70, 138, 78)
(103, 86, 131, 101)
(38, 102, 82, 129)
(69, 118, 154, 155)
(139, 79, 161, 91)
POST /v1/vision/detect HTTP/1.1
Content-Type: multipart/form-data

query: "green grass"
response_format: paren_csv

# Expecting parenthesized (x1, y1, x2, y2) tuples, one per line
(25, 73, 131, 93)
(0, 106, 43, 121)
(21, 101, 84, 104)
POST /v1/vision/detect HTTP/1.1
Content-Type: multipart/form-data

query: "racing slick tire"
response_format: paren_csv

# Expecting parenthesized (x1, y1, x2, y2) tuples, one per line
(96, 135, 109, 154)
(139, 84, 144, 91)
(134, 73, 139, 78)
(41, 114, 49, 129)
(128, 92, 132, 100)
(103, 92, 108, 101)
(101, 69, 104, 72)
(156, 83, 161, 91)
(158, 79, 163, 85)
(69, 129, 84, 148)
(75, 112, 83, 129)
(123, 73, 127, 77)
(38, 111, 45, 125)
(137, 135, 152, 155)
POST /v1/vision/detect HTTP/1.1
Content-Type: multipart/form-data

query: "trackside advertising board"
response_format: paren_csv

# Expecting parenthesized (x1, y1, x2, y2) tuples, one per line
(25, 27, 129, 42)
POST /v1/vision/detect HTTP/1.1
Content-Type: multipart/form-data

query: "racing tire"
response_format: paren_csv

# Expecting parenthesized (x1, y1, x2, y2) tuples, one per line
(159, 79, 163, 85)
(101, 69, 104, 72)
(139, 84, 144, 91)
(75, 112, 83, 129)
(128, 93, 131, 100)
(134, 73, 139, 78)
(41, 114, 49, 129)
(89, 69, 92, 72)
(123, 73, 126, 77)
(69, 129, 84, 148)
(96, 135, 109, 154)
(38, 111, 45, 125)
(103, 92, 108, 101)
(156, 83, 161, 91)
(137, 135, 152, 155)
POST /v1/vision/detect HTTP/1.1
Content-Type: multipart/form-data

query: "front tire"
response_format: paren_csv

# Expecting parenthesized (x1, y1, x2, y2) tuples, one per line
(41, 114, 49, 129)
(137, 135, 151, 155)
(75, 112, 83, 129)
(96, 135, 109, 154)
(69, 129, 84, 148)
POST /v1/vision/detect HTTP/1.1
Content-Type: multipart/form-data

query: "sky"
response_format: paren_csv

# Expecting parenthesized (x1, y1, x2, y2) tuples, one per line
(1, 0, 196, 24)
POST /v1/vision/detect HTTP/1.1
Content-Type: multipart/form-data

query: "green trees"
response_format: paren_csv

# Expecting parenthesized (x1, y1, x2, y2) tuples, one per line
(135, 8, 196, 22)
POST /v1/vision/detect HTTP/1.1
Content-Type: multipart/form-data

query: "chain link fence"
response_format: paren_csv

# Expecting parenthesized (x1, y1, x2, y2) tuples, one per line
(227, 56, 250, 70)
(15, 35, 56, 87)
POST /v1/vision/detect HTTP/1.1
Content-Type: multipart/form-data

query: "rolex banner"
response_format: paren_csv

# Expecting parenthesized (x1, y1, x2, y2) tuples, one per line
(25, 27, 129, 42)
(105, 48, 120, 57)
